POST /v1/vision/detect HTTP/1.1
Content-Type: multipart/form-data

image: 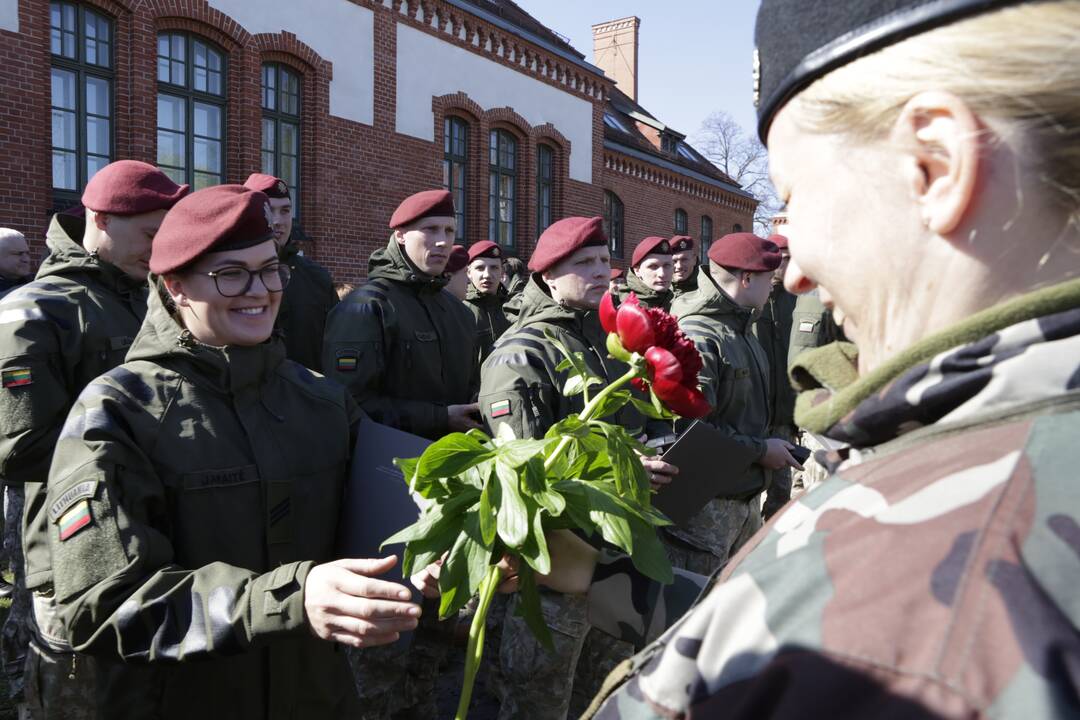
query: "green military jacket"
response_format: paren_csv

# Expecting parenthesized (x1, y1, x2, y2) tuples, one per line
(322, 237, 478, 439)
(0, 214, 147, 590)
(616, 270, 673, 311)
(671, 267, 770, 490)
(753, 284, 798, 429)
(277, 241, 338, 372)
(671, 266, 699, 299)
(46, 284, 361, 719)
(788, 289, 844, 365)
(465, 283, 510, 362)
(479, 277, 639, 439)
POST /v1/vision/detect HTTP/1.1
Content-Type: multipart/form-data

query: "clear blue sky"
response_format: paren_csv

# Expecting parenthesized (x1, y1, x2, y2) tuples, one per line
(518, 1, 762, 142)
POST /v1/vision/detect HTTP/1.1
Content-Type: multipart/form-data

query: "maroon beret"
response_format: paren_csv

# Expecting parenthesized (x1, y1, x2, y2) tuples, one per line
(82, 160, 188, 215)
(468, 240, 502, 263)
(389, 189, 455, 229)
(631, 236, 672, 268)
(528, 216, 607, 273)
(243, 173, 290, 199)
(768, 233, 790, 250)
(707, 232, 782, 272)
(445, 245, 470, 273)
(610, 268, 624, 280)
(670, 235, 695, 253)
(150, 185, 275, 274)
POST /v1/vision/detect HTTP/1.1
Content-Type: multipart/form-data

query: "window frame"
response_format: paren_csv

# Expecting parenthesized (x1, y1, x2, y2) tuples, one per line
(675, 208, 688, 235)
(603, 190, 624, 259)
(536, 143, 554, 239)
(49, 1, 115, 201)
(700, 215, 713, 264)
(443, 115, 469, 243)
(261, 62, 302, 220)
(156, 32, 228, 189)
(488, 129, 517, 248)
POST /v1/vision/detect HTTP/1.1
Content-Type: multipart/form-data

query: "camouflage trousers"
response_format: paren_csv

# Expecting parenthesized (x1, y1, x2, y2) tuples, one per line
(660, 531, 725, 576)
(664, 497, 764, 568)
(762, 426, 796, 520)
(24, 639, 96, 720)
(2, 483, 29, 701)
(493, 590, 633, 720)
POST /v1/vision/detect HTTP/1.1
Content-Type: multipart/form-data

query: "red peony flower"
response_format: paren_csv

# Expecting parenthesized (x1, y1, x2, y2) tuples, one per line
(600, 292, 711, 418)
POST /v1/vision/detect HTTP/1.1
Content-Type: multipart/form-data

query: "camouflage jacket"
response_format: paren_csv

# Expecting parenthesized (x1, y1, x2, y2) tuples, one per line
(615, 271, 672, 311)
(45, 284, 361, 719)
(754, 284, 797, 429)
(322, 236, 479, 439)
(277, 240, 337, 372)
(0, 214, 147, 590)
(479, 277, 640, 439)
(584, 278, 1080, 719)
(465, 283, 510, 362)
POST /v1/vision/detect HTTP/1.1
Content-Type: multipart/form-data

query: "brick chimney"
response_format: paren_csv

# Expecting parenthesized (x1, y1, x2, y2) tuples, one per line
(592, 17, 640, 101)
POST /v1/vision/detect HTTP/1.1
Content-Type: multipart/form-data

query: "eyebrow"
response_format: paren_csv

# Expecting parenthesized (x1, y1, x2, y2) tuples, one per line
(204, 257, 279, 270)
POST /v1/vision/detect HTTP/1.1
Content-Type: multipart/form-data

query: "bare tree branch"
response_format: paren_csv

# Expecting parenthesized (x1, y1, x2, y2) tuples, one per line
(694, 111, 783, 236)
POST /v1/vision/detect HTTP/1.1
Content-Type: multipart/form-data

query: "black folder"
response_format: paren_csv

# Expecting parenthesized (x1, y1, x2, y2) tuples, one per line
(653, 420, 760, 526)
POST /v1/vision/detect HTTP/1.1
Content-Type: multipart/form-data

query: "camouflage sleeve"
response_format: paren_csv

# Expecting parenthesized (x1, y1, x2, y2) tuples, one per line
(47, 374, 311, 662)
(686, 329, 767, 460)
(478, 338, 557, 440)
(322, 286, 448, 437)
(0, 289, 79, 484)
(586, 550, 706, 647)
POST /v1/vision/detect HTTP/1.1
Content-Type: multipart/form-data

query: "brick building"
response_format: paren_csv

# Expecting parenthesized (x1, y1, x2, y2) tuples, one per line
(0, 0, 754, 281)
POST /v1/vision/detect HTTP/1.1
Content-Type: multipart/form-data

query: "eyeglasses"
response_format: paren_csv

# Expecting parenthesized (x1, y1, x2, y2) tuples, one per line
(200, 264, 291, 298)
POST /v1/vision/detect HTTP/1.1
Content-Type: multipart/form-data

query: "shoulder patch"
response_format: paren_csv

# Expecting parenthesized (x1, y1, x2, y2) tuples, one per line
(49, 479, 100, 523)
(2, 368, 32, 388)
(336, 352, 358, 372)
(57, 500, 93, 541)
(490, 399, 511, 418)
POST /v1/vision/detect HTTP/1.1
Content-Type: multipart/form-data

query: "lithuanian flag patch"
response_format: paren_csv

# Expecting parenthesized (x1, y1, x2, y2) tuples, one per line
(1, 368, 32, 388)
(58, 500, 93, 541)
(336, 355, 358, 372)
(489, 399, 511, 418)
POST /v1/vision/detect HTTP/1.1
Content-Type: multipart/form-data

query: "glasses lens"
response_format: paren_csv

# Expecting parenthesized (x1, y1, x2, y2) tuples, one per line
(262, 264, 289, 293)
(215, 268, 250, 297)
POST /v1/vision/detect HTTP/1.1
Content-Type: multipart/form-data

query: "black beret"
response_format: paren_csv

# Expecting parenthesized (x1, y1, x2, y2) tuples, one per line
(754, 0, 1028, 143)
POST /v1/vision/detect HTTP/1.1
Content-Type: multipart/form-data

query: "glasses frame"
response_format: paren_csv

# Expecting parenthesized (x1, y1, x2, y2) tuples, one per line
(200, 263, 291, 298)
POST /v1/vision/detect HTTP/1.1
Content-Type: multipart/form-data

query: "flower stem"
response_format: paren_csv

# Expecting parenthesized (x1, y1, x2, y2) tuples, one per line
(455, 563, 504, 720)
(543, 364, 641, 473)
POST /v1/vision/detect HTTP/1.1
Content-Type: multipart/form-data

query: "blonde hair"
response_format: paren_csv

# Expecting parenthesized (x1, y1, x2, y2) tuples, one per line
(792, 1, 1080, 221)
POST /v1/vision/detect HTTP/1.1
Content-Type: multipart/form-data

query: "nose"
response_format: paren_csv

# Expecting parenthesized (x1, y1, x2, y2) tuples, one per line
(783, 256, 816, 295)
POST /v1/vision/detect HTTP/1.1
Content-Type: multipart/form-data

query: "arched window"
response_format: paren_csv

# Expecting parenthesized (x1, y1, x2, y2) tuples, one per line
(700, 215, 713, 264)
(50, 1, 113, 198)
(261, 63, 301, 218)
(156, 32, 226, 189)
(603, 190, 624, 259)
(536, 143, 554, 237)
(443, 116, 468, 242)
(489, 130, 516, 247)
(674, 208, 688, 235)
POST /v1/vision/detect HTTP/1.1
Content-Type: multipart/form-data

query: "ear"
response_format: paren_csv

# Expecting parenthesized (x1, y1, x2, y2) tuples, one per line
(92, 211, 109, 232)
(161, 274, 191, 308)
(741, 271, 753, 288)
(393, 230, 406, 246)
(892, 91, 981, 237)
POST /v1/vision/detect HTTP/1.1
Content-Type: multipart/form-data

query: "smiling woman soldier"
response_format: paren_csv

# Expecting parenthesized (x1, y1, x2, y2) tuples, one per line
(42, 185, 422, 719)
(498, 1, 1080, 718)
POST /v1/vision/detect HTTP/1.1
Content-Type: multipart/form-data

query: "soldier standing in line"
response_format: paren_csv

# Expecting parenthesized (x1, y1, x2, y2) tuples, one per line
(608, 267, 626, 295)
(669, 235, 698, 297)
(754, 233, 799, 519)
(243, 173, 337, 372)
(617, 236, 674, 310)
(444, 244, 471, 302)
(321, 189, 480, 718)
(464, 240, 510, 361)
(668, 232, 802, 573)
(479, 216, 665, 720)
(0, 160, 187, 718)
(0, 229, 33, 300)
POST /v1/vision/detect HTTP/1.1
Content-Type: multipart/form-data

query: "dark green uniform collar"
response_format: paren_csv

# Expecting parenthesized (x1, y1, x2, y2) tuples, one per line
(619, 270, 673, 310)
(466, 282, 508, 307)
(40, 214, 146, 297)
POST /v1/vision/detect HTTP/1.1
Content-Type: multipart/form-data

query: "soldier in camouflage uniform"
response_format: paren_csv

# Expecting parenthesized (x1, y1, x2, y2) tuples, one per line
(667, 233, 802, 574)
(615, 236, 673, 311)
(0, 161, 187, 717)
(669, 235, 698, 298)
(536, 1, 1080, 717)
(753, 234, 798, 519)
(322, 190, 480, 718)
(479, 216, 650, 720)
(464, 241, 510, 361)
(243, 174, 337, 372)
(45, 185, 420, 719)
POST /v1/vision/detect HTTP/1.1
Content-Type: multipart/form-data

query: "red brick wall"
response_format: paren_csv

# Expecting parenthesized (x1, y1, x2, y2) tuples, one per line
(0, 0, 753, 282)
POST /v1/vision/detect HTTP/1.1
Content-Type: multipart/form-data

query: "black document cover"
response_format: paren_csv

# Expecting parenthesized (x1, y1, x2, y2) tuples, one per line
(653, 421, 759, 526)
(337, 420, 431, 630)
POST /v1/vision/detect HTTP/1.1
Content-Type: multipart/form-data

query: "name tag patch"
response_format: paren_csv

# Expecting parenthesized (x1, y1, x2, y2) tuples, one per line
(490, 399, 511, 418)
(58, 500, 93, 541)
(49, 479, 99, 523)
(2, 368, 32, 388)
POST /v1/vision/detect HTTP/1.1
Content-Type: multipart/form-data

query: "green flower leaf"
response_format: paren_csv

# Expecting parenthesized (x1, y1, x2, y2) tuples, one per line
(438, 513, 493, 619)
(628, 517, 674, 585)
(514, 565, 553, 651)
(563, 374, 603, 397)
(519, 501, 551, 575)
(630, 396, 674, 420)
(546, 416, 590, 440)
(418, 433, 496, 478)
(381, 490, 477, 549)
(589, 389, 631, 420)
(520, 457, 547, 495)
(495, 460, 529, 548)
(478, 465, 498, 548)
(533, 488, 566, 516)
(497, 438, 554, 468)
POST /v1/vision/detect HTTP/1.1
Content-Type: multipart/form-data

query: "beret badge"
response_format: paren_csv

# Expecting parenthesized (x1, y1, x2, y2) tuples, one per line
(263, 202, 274, 231)
(752, 48, 761, 109)
(276, 180, 287, 195)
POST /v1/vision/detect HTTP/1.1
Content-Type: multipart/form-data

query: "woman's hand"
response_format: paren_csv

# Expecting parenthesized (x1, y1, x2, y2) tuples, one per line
(305, 556, 422, 648)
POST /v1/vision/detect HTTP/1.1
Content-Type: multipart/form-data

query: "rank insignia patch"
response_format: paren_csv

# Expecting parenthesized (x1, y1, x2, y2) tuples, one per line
(58, 500, 93, 541)
(490, 399, 511, 418)
(337, 355, 358, 372)
(2, 368, 32, 388)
